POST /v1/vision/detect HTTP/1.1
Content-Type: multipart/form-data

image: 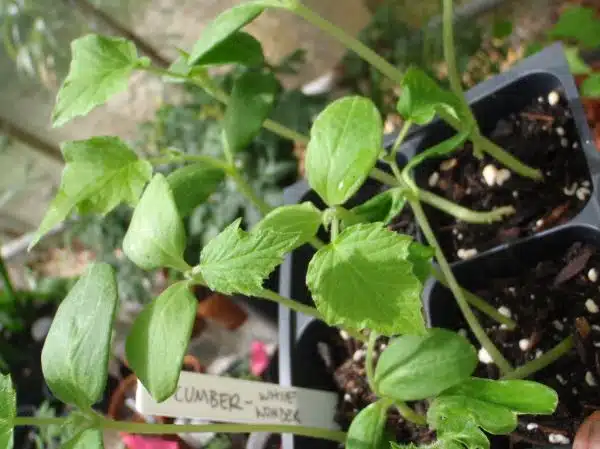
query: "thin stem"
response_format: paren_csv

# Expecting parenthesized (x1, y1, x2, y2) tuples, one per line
(13, 417, 66, 427)
(308, 237, 325, 250)
(409, 198, 513, 374)
(264, 119, 310, 145)
(290, 3, 404, 86)
(330, 217, 340, 240)
(228, 170, 273, 216)
(391, 121, 412, 155)
(259, 288, 323, 320)
(0, 254, 18, 305)
(431, 269, 516, 330)
(442, 0, 464, 105)
(417, 188, 515, 224)
(101, 418, 346, 443)
(147, 153, 231, 172)
(502, 336, 574, 380)
(370, 168, 400, 186)
(366, 331, 378, 390)
(395, 402, 427, 426)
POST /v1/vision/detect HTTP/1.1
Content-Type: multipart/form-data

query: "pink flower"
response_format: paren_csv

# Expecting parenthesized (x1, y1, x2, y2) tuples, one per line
(121, 434, 179, 449)
(251, 340, 269, 376)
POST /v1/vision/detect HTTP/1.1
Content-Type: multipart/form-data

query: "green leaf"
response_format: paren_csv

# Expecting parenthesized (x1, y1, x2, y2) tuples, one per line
(199, 218, 298, 295)
(189, 2, 268, 65)
(123, 174, 189, 272)
(581, 74, 600, 98)
(565, 47, 591, 75)
(62, 429, 104, 449)
(347, 188, 406, 225)
(0, 374, 15, 449)
(53, 34, 147, 127)
(437, 418, 489, 449)
(374, 329, 477, 401)
(194, 31, 264, 67)
(30, 137, 152, 249)
(41, 263, 118, 408)
(443, 378, 558, 415)
(306, 223, 425, 335)
(346, 400, 390, 449)
(549, 6, 600, 48)
(166, 164, 225, 217)
(428, 395, 517, 435)
(408, 242, 434, 284)
(404, 130, 471, 174)
(224, 70, 279, 153)
(253, 202, 322, 248)
(397, 67, 463, 125)
(492, 20, 513, 40)
(306, 96, 382, 206)
(126, 282, 197, 402)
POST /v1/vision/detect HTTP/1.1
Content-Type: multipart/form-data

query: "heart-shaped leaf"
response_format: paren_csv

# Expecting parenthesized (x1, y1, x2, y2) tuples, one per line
(224, 70, 279, 153)
(167, 164, 225, 217)
(41, 263, 118, 408)
(189, 2, 268, 64)
(199, 218, 298, 295)
(253, 202, 322, 248)
(126, 282, 197, 402)
(374, 329, 477, 401)
(346, 400, 390, 449)
(306, 96, 382, 206)
(0, 374, 15, 449)
(30, 137, 152, 249)
(53, 35, 147, 127)
(307, 223, 425, 335)
(397, 67, 463, 125)
(123, 174, 189, 272)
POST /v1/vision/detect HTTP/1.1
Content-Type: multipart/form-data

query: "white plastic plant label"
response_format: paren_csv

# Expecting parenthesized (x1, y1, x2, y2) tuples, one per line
(135, 371, 339, 430)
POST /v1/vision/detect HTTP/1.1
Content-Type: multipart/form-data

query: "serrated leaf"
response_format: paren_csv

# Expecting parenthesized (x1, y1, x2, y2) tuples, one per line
(408, 242, 434, 284)
(397, 67, 463, 125)
(428, 395, 517, 435)
(253, 202, 322, 248)
(348, 188, 406, 225)
(565, 47, 591, 75)
(41, 263, 118, 408)
(582, 74, 600, 98)
(224, 70, 279, 153)
(306, 96, 382, 206)
(346, 400, 390, 449)
(306, 223, 425, 335)
(549, 6, 600, 48)
(0, 374, 15, 449)
(437, 418, 489, 449)
(123, 174, 189, 271)
(199, 218, 298, 295)
(30, 137, 152, 249)
(126, 282, 196, 402)
(404, 130, 471, 174)
(167, 164, 225, 217)
(374, 329, 477, 401)
(62, 429, 104, 449)
(189, 2, 268, 65)
(443, 378, 558, 415)
(53, 35, 146, 127)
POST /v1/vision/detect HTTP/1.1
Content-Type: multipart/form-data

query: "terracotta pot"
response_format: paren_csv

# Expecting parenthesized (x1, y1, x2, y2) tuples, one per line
(197, 293, 248, 330)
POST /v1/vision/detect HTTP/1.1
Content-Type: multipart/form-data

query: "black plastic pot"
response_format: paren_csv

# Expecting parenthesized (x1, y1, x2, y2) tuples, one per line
(276, 43, 599, 449)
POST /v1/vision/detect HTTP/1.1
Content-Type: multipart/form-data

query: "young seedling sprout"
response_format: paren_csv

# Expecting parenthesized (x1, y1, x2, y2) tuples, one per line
(1, 1, 572, 448)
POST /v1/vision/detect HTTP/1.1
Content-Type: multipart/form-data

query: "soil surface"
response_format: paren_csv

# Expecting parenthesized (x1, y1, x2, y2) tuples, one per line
(446, 241, 600, 446)
(418, 89, 592, 263)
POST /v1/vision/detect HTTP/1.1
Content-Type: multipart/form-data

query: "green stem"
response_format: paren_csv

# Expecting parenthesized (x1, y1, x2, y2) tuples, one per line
(13, 417, 66, 427)
(259, 288, 323, 320)
(442, 0, 464, 106)
(264, 119, 310, 145)
(431, 269, 516, 330)
(0, 254, 18, 305)
(410, 198, 513, 374)
(228, 169, 273, 216)
(148, 153, 231, 172)
(308, 237, 325, 249)
(417, 188, 515, 224)
(366, 331, 378, 390)
(370, 168, 400, 186)
(102, 418, 347, 443)
(330, 217, 340, 240)
(502, 336, 574, 380)
(391, 121, 412, 156)
(395, 402, 427, 426)
(290, 2, 404, 85)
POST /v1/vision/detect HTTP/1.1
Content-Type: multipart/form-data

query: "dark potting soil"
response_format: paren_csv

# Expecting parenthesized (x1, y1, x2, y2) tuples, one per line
(418, 90, 592, 263)
(330, 333, 435, 446)
(448, 241, 600, 446)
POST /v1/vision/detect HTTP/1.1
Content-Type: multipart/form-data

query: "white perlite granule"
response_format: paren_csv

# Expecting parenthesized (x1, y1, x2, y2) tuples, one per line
(478, 347, 493, 364)
(548, 434, 570, 445)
